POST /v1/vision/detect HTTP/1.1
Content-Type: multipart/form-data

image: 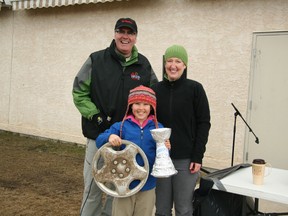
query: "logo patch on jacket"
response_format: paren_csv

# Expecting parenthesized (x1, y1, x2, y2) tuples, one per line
(130, 72, 140, 81)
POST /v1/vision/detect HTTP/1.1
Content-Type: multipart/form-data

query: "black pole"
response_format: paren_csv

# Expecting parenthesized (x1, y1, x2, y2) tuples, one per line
(231, 103, 259, 167)
(231, 111, 238, 167)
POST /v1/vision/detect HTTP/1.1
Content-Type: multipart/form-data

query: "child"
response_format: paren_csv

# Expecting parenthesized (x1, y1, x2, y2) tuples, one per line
(96, 85, 170, 216)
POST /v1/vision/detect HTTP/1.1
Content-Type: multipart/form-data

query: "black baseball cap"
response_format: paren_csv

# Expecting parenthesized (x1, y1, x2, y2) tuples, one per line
(115, 18, 138, 33)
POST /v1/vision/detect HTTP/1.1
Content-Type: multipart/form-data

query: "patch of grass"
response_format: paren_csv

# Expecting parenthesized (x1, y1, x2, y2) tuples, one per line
(0, 130, 85, 156)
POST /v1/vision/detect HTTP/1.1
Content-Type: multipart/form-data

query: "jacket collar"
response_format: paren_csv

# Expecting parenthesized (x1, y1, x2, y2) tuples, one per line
(126, 114, 155, 128)
(163, 72, 186, 87)
(110, 40, 138, 66)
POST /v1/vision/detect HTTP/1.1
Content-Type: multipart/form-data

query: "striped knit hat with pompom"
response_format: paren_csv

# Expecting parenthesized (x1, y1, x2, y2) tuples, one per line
(120, 85, 158, 137)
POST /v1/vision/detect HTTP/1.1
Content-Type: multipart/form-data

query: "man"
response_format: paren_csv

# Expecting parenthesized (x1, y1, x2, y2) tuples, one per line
(72, 18, 158, 216)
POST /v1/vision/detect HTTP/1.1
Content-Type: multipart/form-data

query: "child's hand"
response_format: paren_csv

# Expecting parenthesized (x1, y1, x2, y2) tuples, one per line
(165, 139, 171, 150)
(108, 134, 122, 147)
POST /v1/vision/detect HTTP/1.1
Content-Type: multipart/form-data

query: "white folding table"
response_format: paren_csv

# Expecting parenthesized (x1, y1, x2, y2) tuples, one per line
(213, 166, 288, 214)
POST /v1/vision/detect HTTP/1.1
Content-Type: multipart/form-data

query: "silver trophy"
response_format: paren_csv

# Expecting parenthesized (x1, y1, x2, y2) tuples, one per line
(150, 128, 178, 178)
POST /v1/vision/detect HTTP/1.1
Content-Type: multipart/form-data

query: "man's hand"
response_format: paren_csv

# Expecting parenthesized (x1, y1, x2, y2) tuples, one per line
(92, 113, 111, 132)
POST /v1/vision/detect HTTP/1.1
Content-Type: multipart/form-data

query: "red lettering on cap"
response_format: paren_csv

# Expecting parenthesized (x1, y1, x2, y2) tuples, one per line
(122, 20, 133, 24)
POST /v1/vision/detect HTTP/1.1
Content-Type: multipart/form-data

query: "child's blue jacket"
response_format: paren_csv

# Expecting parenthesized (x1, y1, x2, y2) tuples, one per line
(96, 117, 163, 191)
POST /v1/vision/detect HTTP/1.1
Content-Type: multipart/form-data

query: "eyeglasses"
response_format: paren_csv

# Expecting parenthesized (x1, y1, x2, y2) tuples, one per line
(115, 29, 136, 37)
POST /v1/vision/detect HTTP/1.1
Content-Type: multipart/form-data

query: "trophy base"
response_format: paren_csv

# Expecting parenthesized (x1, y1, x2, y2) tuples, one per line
(151, 169, 178, 178)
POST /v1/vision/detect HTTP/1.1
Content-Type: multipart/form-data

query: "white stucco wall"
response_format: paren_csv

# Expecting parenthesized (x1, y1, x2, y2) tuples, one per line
(1, 0, 288, 169)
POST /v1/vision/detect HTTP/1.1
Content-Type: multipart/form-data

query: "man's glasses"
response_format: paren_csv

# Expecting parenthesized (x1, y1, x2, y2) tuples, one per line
(115, 29, 136, 37)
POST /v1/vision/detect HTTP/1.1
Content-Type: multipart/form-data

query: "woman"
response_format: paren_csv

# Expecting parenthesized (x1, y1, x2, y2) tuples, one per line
(152, 45, 211, 216)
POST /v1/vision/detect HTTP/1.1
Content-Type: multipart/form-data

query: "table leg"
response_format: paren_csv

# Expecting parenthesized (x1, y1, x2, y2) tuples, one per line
(254, 198, 259, 213)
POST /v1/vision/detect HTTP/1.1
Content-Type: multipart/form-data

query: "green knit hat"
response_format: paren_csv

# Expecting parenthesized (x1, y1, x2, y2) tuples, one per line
(164, 45, 188, 66)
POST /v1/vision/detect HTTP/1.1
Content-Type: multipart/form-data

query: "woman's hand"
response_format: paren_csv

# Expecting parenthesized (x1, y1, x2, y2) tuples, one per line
(189, 162, 201, 173)
(108, 134, 122, 147)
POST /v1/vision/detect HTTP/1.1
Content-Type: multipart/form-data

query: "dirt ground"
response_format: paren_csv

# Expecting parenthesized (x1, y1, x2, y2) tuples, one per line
(0, 130, 86, 216)
(1, 130, 287, 216)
